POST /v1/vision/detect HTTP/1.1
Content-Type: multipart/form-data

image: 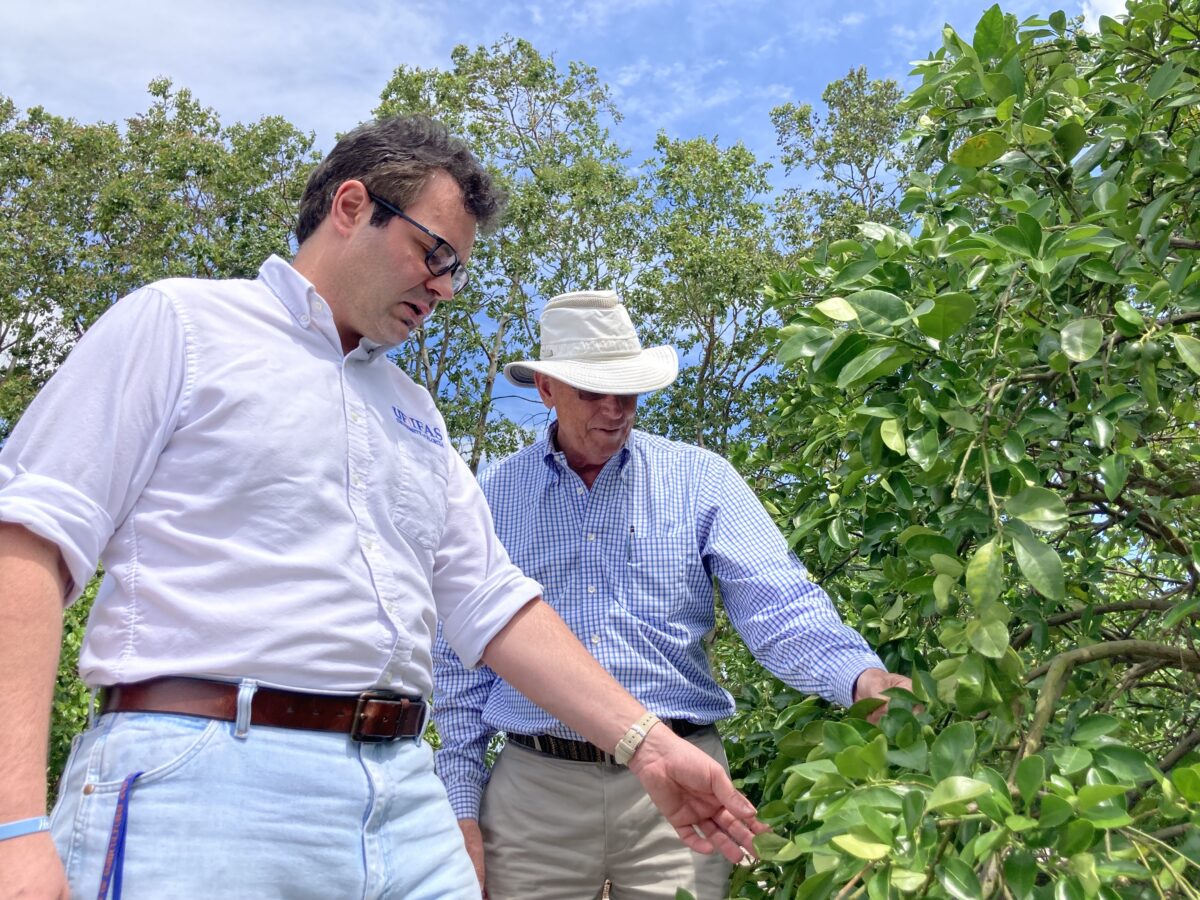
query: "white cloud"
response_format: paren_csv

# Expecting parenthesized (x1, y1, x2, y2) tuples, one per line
(1081, 0, 1128, 30)
(0, 0, 448, 149)
(841, 12, 865, 26)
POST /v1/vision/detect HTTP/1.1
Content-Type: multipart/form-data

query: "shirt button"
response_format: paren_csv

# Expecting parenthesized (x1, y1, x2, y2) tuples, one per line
(588, 585, 597, 594)
(586, 533, 596, 542)
(591, 634, 601, 644)
(352, 475, 362, 488)
(299, 314, 310, 326)
(577, 487, 585, 495)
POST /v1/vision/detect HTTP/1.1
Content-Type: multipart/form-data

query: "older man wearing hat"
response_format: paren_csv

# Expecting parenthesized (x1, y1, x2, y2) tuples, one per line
(433, 290, 910, 899)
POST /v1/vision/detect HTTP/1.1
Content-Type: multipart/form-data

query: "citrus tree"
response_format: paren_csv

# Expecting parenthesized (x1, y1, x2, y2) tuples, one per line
(728, 2, 1200, 896)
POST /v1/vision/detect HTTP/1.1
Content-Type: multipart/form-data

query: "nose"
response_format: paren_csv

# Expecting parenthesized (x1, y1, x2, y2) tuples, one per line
(425, 269, 457, 303)
(598, 394, 626, 417)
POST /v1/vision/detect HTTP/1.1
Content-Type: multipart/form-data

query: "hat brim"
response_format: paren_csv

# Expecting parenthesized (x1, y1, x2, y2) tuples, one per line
(504, 345, 679, 395)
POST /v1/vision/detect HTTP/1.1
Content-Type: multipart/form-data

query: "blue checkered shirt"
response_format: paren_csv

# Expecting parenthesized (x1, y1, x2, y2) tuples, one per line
(433, 428, 885, 819)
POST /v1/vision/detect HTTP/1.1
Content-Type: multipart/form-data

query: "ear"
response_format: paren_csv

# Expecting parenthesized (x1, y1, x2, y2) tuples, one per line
(533, 372, 556, 410)
(328, 179, 374, 237)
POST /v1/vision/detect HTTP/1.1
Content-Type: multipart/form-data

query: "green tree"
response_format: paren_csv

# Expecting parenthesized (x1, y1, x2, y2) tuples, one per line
(731, 3, 1200, 896)
(633, 134, 782, 457)
(771, 67, 915, 250)
(376, 37, 649, 469)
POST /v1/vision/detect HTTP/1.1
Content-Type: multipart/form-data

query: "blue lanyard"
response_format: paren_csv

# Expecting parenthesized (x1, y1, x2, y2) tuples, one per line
(96, 772, 143, 900)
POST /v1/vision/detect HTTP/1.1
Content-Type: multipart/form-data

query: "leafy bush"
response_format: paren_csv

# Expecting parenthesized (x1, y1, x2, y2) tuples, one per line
(730, 2, 1200, 896)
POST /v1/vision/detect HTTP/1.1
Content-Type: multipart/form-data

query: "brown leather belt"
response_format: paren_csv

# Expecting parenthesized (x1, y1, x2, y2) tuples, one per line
(101, 676, 426, 743)
(508, 719, 711, 765)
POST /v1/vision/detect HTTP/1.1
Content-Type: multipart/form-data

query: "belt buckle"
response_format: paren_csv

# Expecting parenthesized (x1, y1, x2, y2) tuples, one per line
(351, 689, 408, 743)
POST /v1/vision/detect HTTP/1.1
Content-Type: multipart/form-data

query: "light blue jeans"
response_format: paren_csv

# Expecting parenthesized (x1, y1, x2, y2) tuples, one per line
(49, 685, 480, 899)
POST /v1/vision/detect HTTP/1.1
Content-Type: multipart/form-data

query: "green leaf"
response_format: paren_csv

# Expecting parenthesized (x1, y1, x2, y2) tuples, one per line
(1002, 432, 1024, 462)
(916, 292, 976, 341)
(1053, 120, 1087, 161)
(1079, 258, 1120, 283)
(967, 617, 1009, 658)
(831, 832, 891, 860)
(930, 721, 976, 781)
(1147, 61, 1184, 100)
(1053, 745, 1092, 776)
(1016, 755, 1045, 806)
(1173, 334, 1200, 376)
(1012, 529, 1065, 600)
(881, 418, 906, 455)
(973, 3, 1006, 59)
(927, 775, 991, 812)
(965, 539, 1003, 606)
(950, 132, 1007, 167)
(1006, 487, 1068, 532)
(1005, 849, 1036, 896)
(837, 344, 912, 389)
(815, 332, 871, 380)
(938, 857, 983, 900)
(815, 297, 858, 322)
(1021, 124, 1053, 145)
(846, 289, 907, 329)
(1173, 765, 1200, 801)
(1099, 455, 1128, 501)
(1072, 715, 1120, 744)
(1077, 783, 1127, 810)
(1060, 319, 1103, 362)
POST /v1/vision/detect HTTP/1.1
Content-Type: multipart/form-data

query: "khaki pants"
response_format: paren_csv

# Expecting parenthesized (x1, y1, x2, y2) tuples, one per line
(479, 727, 734, 900)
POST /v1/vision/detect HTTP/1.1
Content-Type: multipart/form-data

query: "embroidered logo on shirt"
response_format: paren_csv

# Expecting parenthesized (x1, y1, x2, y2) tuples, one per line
(392, 406, 444, 446)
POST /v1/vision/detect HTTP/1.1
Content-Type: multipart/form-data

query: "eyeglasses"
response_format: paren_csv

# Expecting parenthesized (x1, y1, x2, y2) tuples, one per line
(366, 191, 469, 294)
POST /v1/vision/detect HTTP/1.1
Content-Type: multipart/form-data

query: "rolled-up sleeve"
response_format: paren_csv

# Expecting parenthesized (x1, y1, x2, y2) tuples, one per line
(432, 451, 543, 668)
(0, 287, 190, 603)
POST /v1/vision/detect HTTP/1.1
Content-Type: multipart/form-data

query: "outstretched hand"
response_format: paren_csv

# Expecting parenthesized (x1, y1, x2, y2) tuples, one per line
(625, 726, 769, 864)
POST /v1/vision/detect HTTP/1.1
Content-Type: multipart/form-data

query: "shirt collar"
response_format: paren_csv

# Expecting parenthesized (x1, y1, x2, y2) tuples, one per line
(540, 422, 633, 482)
(257, 255, 388, 363)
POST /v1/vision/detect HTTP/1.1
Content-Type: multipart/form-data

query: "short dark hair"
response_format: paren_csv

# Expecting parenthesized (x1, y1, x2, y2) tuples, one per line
(295, 116, 505, 244)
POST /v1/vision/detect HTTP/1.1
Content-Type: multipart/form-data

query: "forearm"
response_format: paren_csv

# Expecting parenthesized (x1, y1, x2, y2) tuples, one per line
(481, 598, 645, 754)
(0, 523, 67, 820)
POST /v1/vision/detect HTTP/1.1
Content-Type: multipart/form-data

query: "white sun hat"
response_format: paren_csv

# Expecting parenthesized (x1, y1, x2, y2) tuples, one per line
(503, 290, 678, 395)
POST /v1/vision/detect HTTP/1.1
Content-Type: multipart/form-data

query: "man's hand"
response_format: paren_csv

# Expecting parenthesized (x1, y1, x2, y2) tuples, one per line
(0, 832, 69, 900)
(626, 725, 768, 864)
(457, 818, 486, 896)
(853, 667, 914, 724)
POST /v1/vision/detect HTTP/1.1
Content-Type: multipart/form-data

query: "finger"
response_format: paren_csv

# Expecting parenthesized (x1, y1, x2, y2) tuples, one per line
(711, 808, 772, 859)
(677, 824, 714, 855)
(708, 777, 759, 819)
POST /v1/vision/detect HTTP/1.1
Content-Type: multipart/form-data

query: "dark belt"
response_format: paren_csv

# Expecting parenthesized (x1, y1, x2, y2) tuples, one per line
(508, 719, 711, 765)
(101, 676, 426, 743)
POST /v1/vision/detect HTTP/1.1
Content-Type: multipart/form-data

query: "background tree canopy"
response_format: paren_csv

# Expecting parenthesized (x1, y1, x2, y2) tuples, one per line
(4, 0, 1198, 895)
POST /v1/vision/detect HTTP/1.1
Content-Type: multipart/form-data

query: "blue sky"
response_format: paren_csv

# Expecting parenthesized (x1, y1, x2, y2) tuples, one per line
(3, 0, 1127, 172)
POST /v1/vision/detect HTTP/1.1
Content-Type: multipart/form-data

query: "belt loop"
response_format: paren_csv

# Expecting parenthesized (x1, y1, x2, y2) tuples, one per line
(234, 679, 258, 739)
(414, 697, 431, 745)
(88, 688, 100, 729)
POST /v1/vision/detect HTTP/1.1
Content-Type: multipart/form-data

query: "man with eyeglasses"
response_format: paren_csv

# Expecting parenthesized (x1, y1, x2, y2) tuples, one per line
(433, 291, 912, 899)
(0, 117, 764, 900)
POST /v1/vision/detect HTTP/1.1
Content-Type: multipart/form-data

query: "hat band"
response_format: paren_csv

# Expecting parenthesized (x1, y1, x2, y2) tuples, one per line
(541, 336, 641, 361)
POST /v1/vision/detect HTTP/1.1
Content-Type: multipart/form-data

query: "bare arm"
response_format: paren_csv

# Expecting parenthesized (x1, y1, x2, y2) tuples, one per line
(0, 522, 70, 899)
(481, 598, 767, 862)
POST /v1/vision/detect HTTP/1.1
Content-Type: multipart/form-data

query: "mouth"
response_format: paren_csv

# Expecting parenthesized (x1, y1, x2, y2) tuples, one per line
(397, 302, 424, 331)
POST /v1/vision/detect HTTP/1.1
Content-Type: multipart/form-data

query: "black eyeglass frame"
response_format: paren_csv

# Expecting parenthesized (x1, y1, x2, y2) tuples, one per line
(366, 190, 468, 293)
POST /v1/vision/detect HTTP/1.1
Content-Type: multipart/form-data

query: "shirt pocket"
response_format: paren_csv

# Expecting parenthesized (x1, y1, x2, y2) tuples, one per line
(618, 527, 695, 623)
(390, 436, 448, 551)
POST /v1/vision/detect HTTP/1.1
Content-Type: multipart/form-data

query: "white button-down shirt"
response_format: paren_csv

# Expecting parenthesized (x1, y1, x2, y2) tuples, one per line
(0, 256, 540, 697)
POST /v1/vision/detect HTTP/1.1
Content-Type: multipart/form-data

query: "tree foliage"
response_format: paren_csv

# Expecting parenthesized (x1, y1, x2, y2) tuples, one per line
(729, 2, 1200, 896)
